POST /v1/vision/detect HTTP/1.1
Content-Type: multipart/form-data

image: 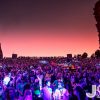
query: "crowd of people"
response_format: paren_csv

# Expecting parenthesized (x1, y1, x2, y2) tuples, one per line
(0, 56, 100, 100)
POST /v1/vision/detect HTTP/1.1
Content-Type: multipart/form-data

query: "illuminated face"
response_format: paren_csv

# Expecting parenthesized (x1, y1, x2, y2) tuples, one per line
(47, 81, 50, 87)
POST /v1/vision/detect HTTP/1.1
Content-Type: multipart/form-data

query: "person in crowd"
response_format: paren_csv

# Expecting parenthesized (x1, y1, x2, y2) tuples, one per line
(0, 81, 4, 100)
(33, 69, 44, 99)
(0, 56, 99, 100)
(74, 80, 87, 100)
(53, 81, 68, 100)
(7, 80, 15, 100)
(53, 72, 64, 92)
(67, 89, 78, 100)
(23, 83, 32, 100)
(16, 79, 25, 100)
(41, 80, 53, 100)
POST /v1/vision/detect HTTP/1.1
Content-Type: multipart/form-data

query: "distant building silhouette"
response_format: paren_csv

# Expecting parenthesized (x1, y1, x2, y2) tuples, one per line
(0, 43, 3, 59)
(12, 54, 17, 59)
(94, 0, 100, 49)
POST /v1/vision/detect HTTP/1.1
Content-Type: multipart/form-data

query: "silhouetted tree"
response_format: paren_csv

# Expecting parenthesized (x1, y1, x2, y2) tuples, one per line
(77, 54, 82, 60)
(95, 49, 100, 58)
(94, 0, 100, 49)
(0, 43, 3, 59)
(82, 52, 88, 59)
(91, 53, 95, 58)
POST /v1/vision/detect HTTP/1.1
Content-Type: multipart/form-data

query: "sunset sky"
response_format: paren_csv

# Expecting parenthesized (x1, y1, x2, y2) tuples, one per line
(0, 0, 99, 57)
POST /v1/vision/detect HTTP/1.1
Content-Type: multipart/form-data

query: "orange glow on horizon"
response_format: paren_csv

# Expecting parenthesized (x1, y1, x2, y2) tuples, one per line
(0, 29, 98, 57)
